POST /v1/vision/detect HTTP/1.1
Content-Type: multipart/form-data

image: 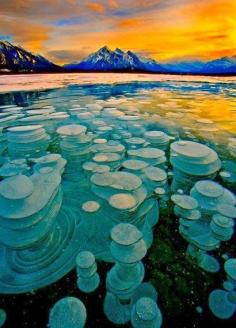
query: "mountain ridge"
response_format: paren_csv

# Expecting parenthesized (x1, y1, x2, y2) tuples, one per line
(0, 41, 236, 75)
(0, 40, 61, 73)
(64, 46, 166, 73)
(64, 46, 236, 75)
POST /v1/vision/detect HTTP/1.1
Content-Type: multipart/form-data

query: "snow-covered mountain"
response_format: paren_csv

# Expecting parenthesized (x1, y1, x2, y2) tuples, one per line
(0, 40, 60, 73)
(162, 60, 205, 74)
(200, 56, 236, 74)
(162, 57, 236, 75)
(0, 41, 235, 75)
(64, 46, 236, 75)
(64, 46, 165, 72)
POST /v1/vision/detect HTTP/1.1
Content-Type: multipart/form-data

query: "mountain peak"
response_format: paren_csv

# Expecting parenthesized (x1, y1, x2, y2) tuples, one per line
(0, 40, 15, 50)
(65, 46, 164, 72)
(97, 46, 111, 54)
(0, 40, 9, 46)
(209, 56, 236, 64)
(0, 39, 60, 73)
(115, 48, 124, 54)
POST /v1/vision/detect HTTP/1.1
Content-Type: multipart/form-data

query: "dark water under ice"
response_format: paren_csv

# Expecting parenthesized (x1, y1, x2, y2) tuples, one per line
(0, 76, 236, 328)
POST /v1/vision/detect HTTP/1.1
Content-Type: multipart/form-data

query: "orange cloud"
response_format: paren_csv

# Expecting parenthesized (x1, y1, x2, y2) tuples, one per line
(0, 17, 51, 52)
(0, 0, 235, 64)
(46, 49, 88, 63)
(117, 18, 143, 29)
(88, 2, 105, 13)
(108, 0, 119, 9)
(0, 0, 85, 22)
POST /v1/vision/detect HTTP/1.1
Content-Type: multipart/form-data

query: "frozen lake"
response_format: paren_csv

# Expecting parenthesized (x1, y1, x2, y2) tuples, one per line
(0, 73, 235, 328)
(0, 72, 236, 93)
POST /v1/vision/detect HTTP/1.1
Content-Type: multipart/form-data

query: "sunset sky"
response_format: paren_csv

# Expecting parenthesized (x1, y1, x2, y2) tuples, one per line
(0, 0, 235, 64)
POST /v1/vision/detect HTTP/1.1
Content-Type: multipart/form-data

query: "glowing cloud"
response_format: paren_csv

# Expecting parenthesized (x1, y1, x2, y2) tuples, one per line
(88, 2, 105, 13)
(0, 0, 235, 64)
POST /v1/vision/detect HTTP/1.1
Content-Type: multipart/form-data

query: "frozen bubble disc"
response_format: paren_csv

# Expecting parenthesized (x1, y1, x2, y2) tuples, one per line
(132, 297, 162, 328)
(171, 194, 198, 210)
(195, 180, 223, 198)
(112, 172, 142, 191)
(224, 259, 236, 280)
(0, 174, 34, 200)
(198, 254, 220, 273)
(144, 130, 168, 141)
(93, 153, 120, 163)
(125, 137, 145, 145)
(128, 148, 165, 159)
(217, 203, 236, 218)
(119, 115, 141, 121)
(143, 166, 167, 182)
(49, 297, 87, 328)
(209, 289, 235, 319)
(135, 297, 158, 321)
(111, 223, 142, 246)
(212, 214, 234, 228)
(122, 159, 149, 170)
(171, 140, 210, 159)
(154, 187, 165, 196)
(7, 125, 43, 133)
(76, 251, 95, 269)
(91, 172, 114, 187)
(93, 138, 107, 144)
(109, 193, 137, 210)
(82, 201, 100, 213)
(57, 124, 87, 136)
(82, 161, 97, 171)
(91, 172, 142, 191)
